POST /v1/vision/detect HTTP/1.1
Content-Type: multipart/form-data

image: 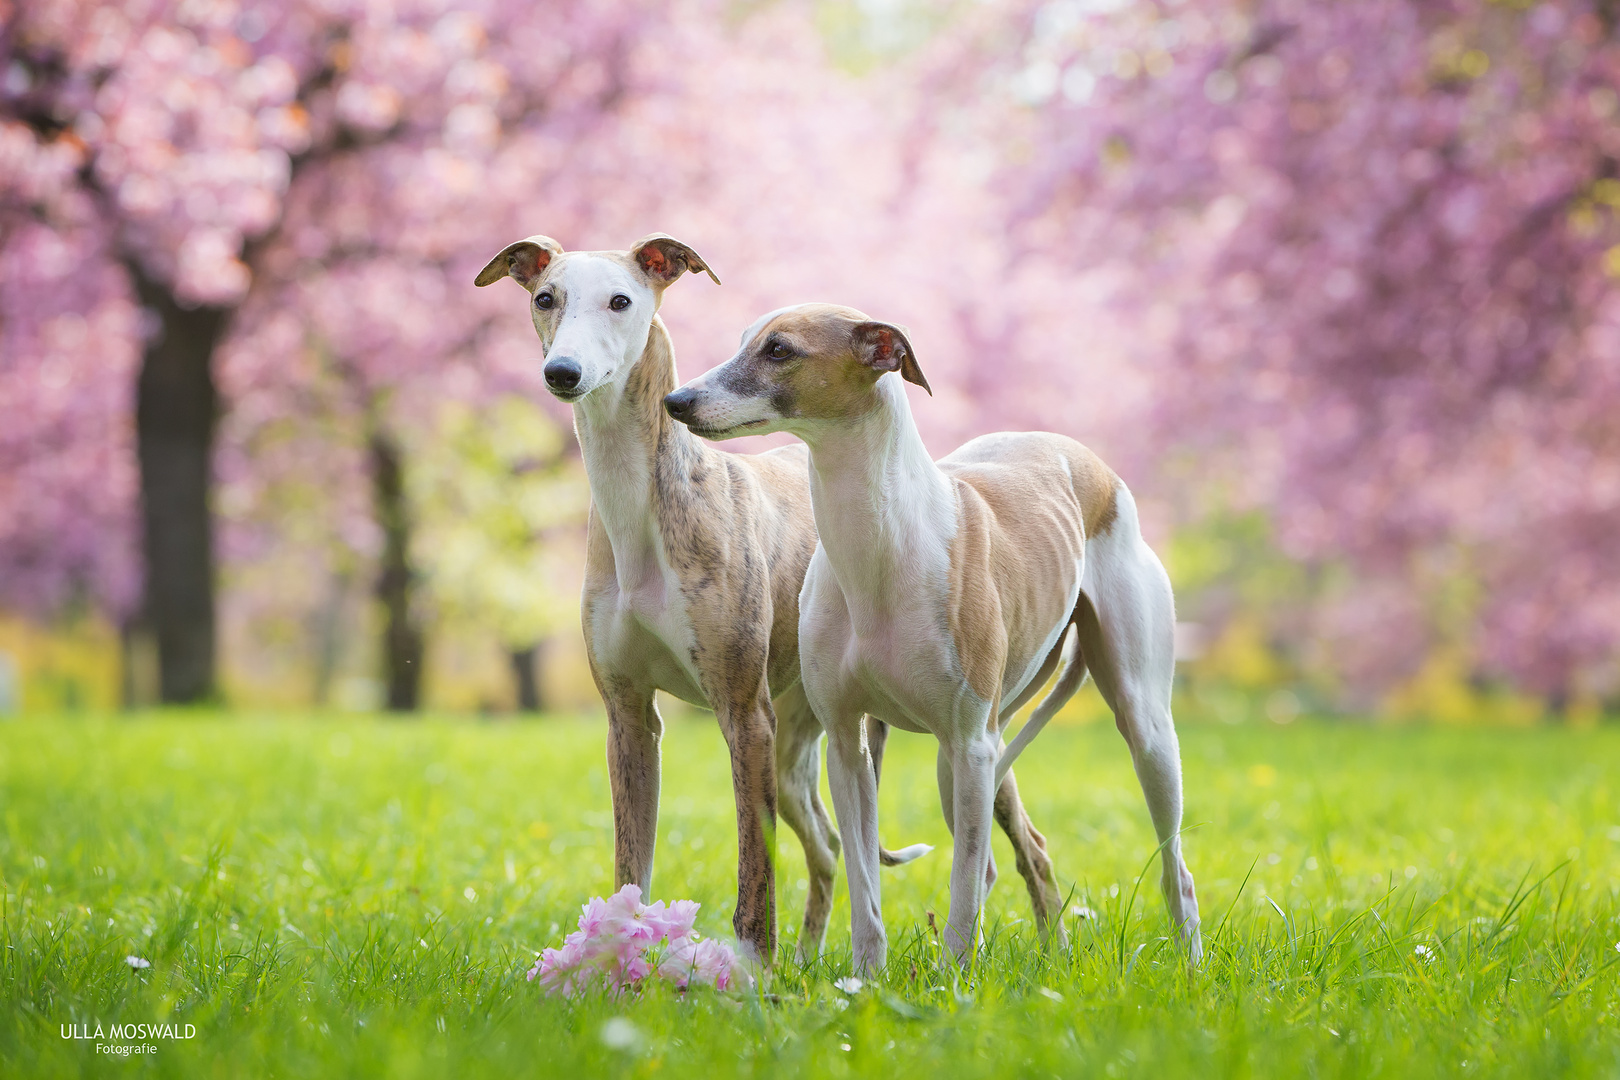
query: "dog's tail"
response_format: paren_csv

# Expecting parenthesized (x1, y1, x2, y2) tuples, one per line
(994, 625, 1087, 789)
(879, 843, 933, 866)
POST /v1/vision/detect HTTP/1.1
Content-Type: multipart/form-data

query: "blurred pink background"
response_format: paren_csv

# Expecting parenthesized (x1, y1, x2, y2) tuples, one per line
(2, 0, 1616, 722)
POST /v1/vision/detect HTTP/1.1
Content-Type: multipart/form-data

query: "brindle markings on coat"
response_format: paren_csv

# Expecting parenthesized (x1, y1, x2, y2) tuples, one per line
(475, 241, 922, 963)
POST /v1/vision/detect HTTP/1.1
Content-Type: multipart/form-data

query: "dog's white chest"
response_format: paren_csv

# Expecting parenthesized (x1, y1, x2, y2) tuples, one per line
(851, 625, 966, 735)
(802, 562, 968, 735)
(585, 532, 707, 705)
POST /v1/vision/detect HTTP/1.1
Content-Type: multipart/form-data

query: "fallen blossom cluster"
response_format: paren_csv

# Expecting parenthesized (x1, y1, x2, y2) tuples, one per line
(527, 885, 750, 997)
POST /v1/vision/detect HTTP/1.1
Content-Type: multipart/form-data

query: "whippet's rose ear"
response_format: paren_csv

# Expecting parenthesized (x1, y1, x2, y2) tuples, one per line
(474, 235, 565, 289)
(852, 321, 932, 396)
(630, 234, 722, 286)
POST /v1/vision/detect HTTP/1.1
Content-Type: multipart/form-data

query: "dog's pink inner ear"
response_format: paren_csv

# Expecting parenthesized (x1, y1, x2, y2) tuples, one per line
(870, 329, 896, 365)
(476, 237, 562, 288)
(638, 246, 673, 278)
(628, 234, 720, 286)
(512, 246, 552, 282)
(858, 327, 900, 371)
(854, 320, 931, 393)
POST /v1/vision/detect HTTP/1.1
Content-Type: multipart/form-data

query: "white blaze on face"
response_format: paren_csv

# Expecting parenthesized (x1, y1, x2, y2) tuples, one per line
(543, 256, 660, 398)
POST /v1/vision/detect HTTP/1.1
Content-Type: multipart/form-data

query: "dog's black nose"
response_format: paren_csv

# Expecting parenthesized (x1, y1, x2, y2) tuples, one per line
(663, 387, 697, 422)
(544, 356, 582, 392)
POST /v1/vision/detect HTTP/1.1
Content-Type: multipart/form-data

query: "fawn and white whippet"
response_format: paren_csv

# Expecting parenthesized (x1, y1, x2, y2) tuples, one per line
(664, 303, 1203, 972)
(475, 242, 925, 963)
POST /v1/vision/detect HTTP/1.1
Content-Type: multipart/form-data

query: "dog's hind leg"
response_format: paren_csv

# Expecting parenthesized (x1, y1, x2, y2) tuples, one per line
(990, 628, 1085, 942)
(991, 767, 1068, 945)
(867, 716, 889, 784)
(774, 682, 841, 959)
(1076, 495, 1203, 962)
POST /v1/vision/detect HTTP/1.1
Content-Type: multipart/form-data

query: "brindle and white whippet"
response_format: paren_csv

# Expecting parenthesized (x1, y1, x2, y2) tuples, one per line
(664, 303, 1202, 973)
(475, 243, 926, 964)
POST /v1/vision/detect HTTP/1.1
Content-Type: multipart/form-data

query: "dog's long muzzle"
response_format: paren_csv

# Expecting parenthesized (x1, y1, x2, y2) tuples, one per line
(663, 386, 699, 422)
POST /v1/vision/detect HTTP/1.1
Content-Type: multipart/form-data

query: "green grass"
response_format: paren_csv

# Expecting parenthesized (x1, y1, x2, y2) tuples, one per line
(1, 711, 1617, 1078)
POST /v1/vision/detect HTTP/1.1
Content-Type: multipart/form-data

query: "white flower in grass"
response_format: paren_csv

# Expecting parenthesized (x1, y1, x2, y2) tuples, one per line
(1613, 941, 1619, 954)
(1071, 905, 1099, 920)
(833, 976, 863, 995)
(125, 955, 151, 970)
(599, 1017, 641, 1052)
(1413, 944, 1435, 963)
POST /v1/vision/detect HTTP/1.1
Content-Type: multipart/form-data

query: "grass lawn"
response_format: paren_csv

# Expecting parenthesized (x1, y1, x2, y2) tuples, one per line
(1, 710, 1618, 1078)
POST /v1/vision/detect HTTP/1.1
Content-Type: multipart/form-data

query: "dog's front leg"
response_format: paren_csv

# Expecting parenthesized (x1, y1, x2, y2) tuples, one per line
(603, 680, 663, 894)
(825, 716, 886, 974)
(718, 689, 779, 966)
(943, 730, 998, 963)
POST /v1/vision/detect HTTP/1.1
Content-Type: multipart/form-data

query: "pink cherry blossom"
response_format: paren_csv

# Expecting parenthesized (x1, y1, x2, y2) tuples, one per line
(657, 935, 746, 992)
(594, 884, 670, 946)
(526, 884, 750, 997)
(938, 0, 1620, 703)
(647, 898, 701, 942)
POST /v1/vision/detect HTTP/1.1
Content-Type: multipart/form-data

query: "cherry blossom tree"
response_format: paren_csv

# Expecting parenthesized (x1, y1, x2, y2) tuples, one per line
(963, 0, 1620, 704)
(17, 0, 1608, 714)
(1, 0, 1009, 708)
(1, 0, 682, 704)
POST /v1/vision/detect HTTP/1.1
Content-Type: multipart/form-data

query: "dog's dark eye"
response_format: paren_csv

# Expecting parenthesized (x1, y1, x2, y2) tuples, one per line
(768, 342, 790, 360)
(610, 294, 631, 311)
(535, 292, 554, 310)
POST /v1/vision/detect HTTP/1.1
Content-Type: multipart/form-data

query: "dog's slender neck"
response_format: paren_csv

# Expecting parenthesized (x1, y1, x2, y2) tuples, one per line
(573, 315, 705, 581)
(801, 375, 954, 608)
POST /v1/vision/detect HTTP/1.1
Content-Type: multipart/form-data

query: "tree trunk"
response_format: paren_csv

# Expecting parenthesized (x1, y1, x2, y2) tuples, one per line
(509, 641, 545, 713)
(370, 430, 422, 712)
(132, 272, 227, 704)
